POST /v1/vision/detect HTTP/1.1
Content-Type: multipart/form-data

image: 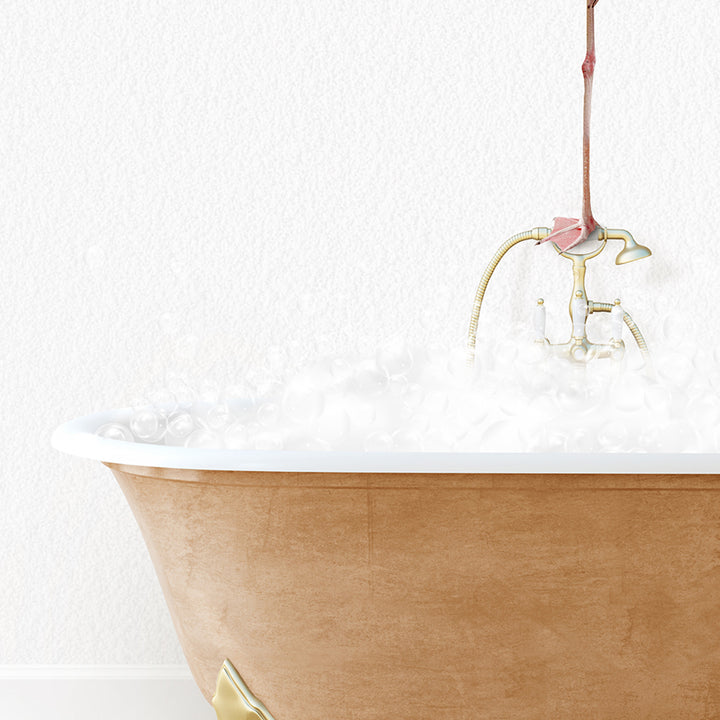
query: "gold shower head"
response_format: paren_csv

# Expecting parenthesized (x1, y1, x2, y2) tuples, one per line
(612, 229, 652, 265)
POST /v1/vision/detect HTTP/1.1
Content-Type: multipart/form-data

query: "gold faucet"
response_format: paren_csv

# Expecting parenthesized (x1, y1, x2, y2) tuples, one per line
(466, 226, 651, 367)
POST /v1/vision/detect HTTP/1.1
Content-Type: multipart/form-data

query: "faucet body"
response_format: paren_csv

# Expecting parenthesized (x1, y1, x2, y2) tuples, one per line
(467, 226, 650, 367)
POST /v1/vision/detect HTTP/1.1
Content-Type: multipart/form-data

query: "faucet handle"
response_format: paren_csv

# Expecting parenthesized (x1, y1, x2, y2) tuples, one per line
(611, 298, 624, 341)
(572, 291, 587, 339)
(534, 298, 546, 342)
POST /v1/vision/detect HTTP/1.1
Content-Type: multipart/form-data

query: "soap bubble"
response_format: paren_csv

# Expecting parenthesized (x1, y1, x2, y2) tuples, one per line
(129, 329, 719, 453)
(686, 395, 720, 427)
(611, 377, 646, 414)
(283, 382, 324, 425)
(316, 405, 350, 443)
(257, 402, 281, 428)
(543, 429, 569, 453)
(403, 383, 425, 411)
(128, 395, 151, 412)
(499, 387, 528, 417)
(204, 404, 234, 432)
(294, 361, 334, 392)
(516, 394, 553, 446)
(392, 429, 423, 451)
(583, 372, 610, 410)
(557, 380, 589, 415)
(663, 312, 687, 344)
(353, 367, 389, 396)
(96, 423, 133, 442)
(425, 342, 449, 372)
(709, 371, 720, 393)
(477, 420, 521, 452)
(519, 366, 555, 396)
(185, 428, 221, 449)
(254, 432, 284, 450)
(165, 374, 196, 408)
(644, 383, 672, 414)
(330, 357, 353, 385)
(421, 391, 448, 416)
(246, 367, 281, 398)
(130, 407, 163, 441)
(565, 428, 596, 453)
(455, 423, 487, 451)
(221, 384, 256, 421)
(424, 427, 455, 451)
(494, 340, 518, 369)
(455, 390, 488, 426)
(625, 348, 649, 373)
(364, 431, 394, 452)
(286, 437, 331, 451)
(148, 388, 178, 417)
(224, 422, 250, 449)
(657, 351, 694, 390)
(593, 313, 613, 341)
(345, 394, 376, 430)
(656, 421, 700, 453)
(693, 348, 715, 375)
(376, 336, 413, 377)
(446, 347, 472, 385)
(198, 379, 221, 405)
(598, 423, 628, 452)
(388, 374, 409, 397)
(167, 412, 195, 440)
(638, 424, 663, 452)
(518, 342, 547, 367)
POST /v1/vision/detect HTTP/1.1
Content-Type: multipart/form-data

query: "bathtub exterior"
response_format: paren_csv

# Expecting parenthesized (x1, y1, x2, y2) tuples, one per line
(107, 462, 720, 720)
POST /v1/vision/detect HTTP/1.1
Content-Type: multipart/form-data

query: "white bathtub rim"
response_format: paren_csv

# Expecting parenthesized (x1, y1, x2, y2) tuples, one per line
(51, 408, 720, 474)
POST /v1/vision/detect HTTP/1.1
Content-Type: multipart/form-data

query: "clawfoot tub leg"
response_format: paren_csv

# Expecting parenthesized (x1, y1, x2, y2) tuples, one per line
(212, 660, 277, 720)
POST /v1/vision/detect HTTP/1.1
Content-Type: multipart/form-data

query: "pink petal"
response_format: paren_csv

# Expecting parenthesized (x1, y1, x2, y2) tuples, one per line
(538, 216, 583, 251)
(551, 217, 580, 233)
(552, 227, 583, 252)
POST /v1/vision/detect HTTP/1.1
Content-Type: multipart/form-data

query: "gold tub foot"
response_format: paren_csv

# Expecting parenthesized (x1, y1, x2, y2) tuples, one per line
(212, 660, 276, 720)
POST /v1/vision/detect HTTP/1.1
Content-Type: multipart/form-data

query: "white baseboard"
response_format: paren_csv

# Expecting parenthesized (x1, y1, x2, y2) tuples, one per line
(0, 666, 215, 720)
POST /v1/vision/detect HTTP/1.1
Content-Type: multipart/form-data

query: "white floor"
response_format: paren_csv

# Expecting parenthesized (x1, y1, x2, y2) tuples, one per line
(0, 667, 215, 720)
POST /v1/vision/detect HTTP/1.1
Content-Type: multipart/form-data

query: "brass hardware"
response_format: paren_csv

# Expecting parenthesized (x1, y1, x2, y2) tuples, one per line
(467, 226, 651, 367)
(611, 229, 652, 265)
(467, 227, 551, 366)
(212, 660, 276, 720)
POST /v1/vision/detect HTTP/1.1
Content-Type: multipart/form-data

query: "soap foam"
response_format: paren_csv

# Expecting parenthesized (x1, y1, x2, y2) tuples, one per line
(96, 335, 720, 453)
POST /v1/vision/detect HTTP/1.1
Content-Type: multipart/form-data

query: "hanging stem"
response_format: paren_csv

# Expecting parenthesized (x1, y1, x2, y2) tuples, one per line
(581, 1, 598, 227)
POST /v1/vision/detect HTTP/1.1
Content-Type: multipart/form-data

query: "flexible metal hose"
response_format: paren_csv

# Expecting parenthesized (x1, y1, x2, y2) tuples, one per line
(467, 227, 550, 366)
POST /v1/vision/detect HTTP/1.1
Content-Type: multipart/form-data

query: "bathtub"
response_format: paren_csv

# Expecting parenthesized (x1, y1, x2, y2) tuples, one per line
(53, 409, 720, 719)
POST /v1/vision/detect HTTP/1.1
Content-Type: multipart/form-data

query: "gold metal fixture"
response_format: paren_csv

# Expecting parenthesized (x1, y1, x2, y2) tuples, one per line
(467, 226, 651, 366)
(212, 660, 276, 720)
(467, 227, 550, 366)
(613, 229, 652, 265)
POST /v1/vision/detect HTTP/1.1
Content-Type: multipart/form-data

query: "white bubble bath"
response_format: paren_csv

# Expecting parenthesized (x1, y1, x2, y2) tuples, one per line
(74, 333, 720, 455)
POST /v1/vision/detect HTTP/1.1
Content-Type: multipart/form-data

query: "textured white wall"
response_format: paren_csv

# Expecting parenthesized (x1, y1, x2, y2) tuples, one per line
(1, 0, 718, 665)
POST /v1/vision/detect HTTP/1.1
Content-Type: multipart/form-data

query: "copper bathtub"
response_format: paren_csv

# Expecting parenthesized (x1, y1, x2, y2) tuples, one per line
(54, 410, 720, 719)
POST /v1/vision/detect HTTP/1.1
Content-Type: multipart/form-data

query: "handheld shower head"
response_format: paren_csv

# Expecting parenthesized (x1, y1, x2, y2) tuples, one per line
(612, 230, 652, 265)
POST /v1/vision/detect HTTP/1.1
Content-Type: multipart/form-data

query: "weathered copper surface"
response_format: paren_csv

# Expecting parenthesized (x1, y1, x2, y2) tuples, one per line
(108, 464, 720, 719)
